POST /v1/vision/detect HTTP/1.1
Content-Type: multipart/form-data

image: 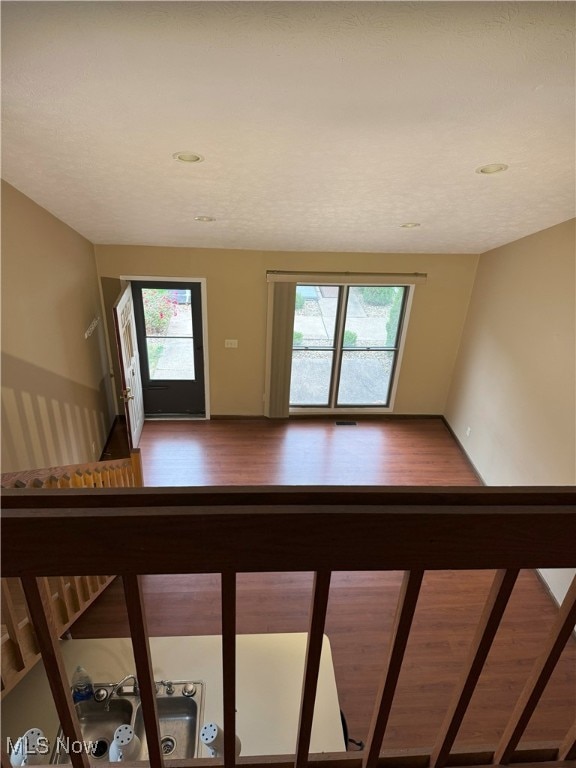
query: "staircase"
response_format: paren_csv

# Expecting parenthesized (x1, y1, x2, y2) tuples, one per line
(1, 575, 115, 698)
(0, 450, 143, 697)
(0, 449, 143, 489)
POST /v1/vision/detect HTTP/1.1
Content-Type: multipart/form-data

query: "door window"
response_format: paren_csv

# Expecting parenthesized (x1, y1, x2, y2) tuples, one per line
(141, 288, 195, 380)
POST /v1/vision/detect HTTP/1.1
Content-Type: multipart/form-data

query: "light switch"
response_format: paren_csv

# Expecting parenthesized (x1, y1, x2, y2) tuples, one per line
(225, 339, 238, 348)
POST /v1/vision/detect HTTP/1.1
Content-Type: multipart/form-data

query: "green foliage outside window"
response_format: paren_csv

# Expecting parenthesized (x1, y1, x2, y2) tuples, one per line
(343, 329, 357, 347)
(359, 286, 396, 307)
(386, 289, 404, 346)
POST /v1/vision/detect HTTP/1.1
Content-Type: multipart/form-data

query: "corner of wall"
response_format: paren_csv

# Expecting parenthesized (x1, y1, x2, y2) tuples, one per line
(444, 220, 576, 486)
(1, 182, 114, 471)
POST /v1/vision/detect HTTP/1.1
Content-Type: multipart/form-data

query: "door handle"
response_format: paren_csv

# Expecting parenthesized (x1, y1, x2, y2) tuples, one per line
(122, 388, 134, 402)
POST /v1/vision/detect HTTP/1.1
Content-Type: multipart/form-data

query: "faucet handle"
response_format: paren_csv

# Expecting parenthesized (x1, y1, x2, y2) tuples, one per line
(161, 680, 175, 695)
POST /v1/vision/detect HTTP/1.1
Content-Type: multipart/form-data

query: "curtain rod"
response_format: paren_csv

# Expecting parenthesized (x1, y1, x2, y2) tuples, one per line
(266, 270, 427, 284)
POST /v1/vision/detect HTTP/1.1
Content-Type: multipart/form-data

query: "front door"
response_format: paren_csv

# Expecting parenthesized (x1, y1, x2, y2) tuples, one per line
(112, 284, 145, 447)
(131, 281, 206, 416)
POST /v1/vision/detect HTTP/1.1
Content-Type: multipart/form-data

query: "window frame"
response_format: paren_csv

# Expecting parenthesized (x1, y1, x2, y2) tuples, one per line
(289, 283, 413, 413)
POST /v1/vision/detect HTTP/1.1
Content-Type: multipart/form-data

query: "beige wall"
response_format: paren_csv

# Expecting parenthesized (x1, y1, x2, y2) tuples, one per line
(1, 181, 113, 471)
(446, 219, 576, 485)
(445, 220, 576, 602)
(95, 246, 478, 416)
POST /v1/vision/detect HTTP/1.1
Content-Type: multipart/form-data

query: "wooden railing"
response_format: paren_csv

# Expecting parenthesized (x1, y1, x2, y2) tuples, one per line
(0, 574, 115, 699)
(1, 486, 575, 768)
(0, 452, 142, 696)
(0, 449, 143, 489)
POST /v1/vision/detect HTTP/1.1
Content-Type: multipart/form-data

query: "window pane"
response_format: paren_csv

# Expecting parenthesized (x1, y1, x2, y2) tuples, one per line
(345, 286, 405, 348)
(337, 351, 395, 405)
(293, 285, 338, 348)
(147, 338, 195, 380)
(142, 288, 192, 338)
(290, 350, 333, 405)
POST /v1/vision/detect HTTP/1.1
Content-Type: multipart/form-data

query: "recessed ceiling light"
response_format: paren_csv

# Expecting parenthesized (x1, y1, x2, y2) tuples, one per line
(194, 216, 215, 222)
(476, 163, 509, 175)
(173, 151, 204, 163)
(400, 222, 421, 228)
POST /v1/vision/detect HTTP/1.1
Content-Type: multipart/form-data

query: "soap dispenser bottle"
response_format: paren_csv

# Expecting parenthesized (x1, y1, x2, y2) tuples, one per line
(71, 666, 94, 703)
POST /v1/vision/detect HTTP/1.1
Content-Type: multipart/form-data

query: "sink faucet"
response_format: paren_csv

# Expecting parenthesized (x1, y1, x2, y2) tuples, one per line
(109, 674, 139, 702)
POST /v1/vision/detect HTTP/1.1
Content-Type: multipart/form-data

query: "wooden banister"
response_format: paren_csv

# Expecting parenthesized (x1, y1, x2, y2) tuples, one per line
(364, 570, 424, 768)
(1, 487, 574, 768)
(0, 448, 143, 490)
(56, 576, 70, 623)
(222, 572, 237, 768)
(0, 453, 142, 691)
(2, 488, 575, 576)
(20, 577, 89, 768)
(558, 723, 576, 761)
(1, 579, 26, 671)
(296, 570, 332, 768)
(122, 575, 163, 768)
(430, 569, 520, 768)
(0, 572, 116, 698)
(494, 576, 576, 764)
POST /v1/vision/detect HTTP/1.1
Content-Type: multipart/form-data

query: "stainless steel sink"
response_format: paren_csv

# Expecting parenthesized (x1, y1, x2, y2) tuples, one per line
(52, 698, 135, 763)
(134, 694, 200, 759)
(51, 681, 204, 763)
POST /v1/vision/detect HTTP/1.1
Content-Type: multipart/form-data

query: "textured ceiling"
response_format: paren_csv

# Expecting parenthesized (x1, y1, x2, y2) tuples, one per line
(2, 2, 575, 254)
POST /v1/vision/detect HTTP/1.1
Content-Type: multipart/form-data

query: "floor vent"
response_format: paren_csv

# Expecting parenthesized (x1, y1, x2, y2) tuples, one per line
(335, 421, 357, 426)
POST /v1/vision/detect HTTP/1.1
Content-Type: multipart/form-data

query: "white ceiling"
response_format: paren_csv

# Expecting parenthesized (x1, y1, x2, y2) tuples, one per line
(2, 2, 575, 254)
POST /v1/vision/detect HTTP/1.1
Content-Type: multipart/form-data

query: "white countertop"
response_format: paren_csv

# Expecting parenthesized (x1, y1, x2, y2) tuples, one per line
(2, 634, 345, 757)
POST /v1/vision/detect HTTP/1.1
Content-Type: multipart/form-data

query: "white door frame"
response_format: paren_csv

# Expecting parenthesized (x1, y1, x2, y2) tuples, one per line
(120, 275, 210, 419)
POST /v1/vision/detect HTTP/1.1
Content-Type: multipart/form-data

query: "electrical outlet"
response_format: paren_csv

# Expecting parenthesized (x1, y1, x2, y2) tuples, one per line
(224, 339, 238, 348)
(465, 426, 471, 437)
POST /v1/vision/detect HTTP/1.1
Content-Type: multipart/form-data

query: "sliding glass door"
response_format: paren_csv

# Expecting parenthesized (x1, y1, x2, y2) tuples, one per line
(289, 284, 407, 409)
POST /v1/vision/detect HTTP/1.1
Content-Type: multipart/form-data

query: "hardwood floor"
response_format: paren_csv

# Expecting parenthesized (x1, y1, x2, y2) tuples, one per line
(70, 417, 574, 751)
(138, 417, 480, 486)
(71, 570, 575, 750)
